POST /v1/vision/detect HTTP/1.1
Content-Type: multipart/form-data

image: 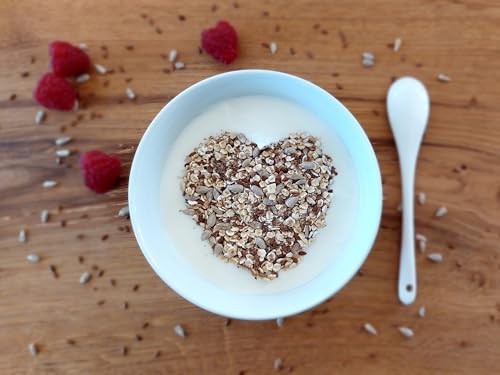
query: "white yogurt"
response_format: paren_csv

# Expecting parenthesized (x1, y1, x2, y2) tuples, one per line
(161, 95, 358, 295)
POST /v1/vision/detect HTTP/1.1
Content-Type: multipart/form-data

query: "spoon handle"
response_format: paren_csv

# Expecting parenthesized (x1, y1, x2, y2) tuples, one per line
(398, 156, 417, 304)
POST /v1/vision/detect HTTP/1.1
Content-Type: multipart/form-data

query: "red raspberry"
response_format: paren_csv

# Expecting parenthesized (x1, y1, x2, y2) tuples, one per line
(33, 72, 77, 111)
(201, 21, 238, 64)
(80, 151, 122, 193)
(49, 41, 91, 77)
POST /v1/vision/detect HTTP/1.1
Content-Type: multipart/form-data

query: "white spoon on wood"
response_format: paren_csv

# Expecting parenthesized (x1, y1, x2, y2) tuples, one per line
(387, 77, 430, 305)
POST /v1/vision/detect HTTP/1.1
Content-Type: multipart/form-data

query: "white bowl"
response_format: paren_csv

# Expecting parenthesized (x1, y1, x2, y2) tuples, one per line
(129, 70, 382, 320)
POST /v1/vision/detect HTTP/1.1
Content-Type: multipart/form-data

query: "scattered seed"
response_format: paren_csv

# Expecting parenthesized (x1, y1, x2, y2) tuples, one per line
(415, 233, 427, 242)
(417, 192, 426, 205)
(174, 324, 186, 337)
(135, 334, 143, 341)
(435, 206, 448, 218)
(224, 318, 232, 327)
(174, 61, 185, 70)
(75, 73, 90, 83)
(273, 358, 283, 370)
(122, 346, 128, 356)
(125, 45, 134, 51)
(94, 63, 107, 75)
(118, 206, 129, 218)
(142, 322, 150, 329)
(418, 306, 426, 318)
(40, 209, 49, 223)
(418, 239, 427, 253)
(79, 43, 88, 50)
(56, 149, 71, 158)
(154, 350, 162, 358)
(101, 234, 109, 241)
(398, 326, 414, 338)
(123, 301, 129, 309)
(178, 14, 186, 21)
(110, 278, 116, 286)
(98, 269, 104, 277)
(133, 284, 139, 292)
(427, 252, 443, 263)
(55, 136, 72, 146)
(285, 196, 299, 208)
(393, 37, 402, 52)
(35, 110, 46, 125)
(97, 299, 105, 306)
(276, 317, 284, 327)
(80, 271, 91, 284)
(269, 41, 278, 54)
(28, 343, 38, 356)
(60, 220, 66, 228)
(437, 73, 451, 82)
(18, 228, 27, 243)
(26, 254, 40, 263)
(49, 264, 59, 278)
(362, 58, 375, 67)
(126, 87, 136, 100)
(168, 49, 178, 62)
(66, 338, 76, 345)
(42, 180, 58, 189)
(363, 322, 378, 335)
(78, 255, 84, 264)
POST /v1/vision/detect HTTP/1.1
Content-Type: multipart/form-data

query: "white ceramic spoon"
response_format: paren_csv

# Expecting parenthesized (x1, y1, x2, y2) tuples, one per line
(387, 77, 430, 305)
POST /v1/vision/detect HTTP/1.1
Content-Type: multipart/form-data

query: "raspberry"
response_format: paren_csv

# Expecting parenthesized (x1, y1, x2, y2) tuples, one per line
(49, 41, 91, 77)
(201, 21, 238, 64)
(80, 151, 122, 193)
(33, 73, 77, 111)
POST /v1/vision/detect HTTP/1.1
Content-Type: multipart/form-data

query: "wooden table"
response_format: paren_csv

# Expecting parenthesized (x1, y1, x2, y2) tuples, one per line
(1, 1, 499, 374)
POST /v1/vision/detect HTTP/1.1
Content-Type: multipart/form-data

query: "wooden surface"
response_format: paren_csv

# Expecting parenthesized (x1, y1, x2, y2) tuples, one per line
(1, 0, 500, 374)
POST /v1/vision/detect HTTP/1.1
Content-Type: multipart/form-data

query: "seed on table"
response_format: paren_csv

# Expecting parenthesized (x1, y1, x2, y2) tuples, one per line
(417, 191, 426, 205)
(126, 87, 136, 100)
(35, 110, 46, 125)
(132, 284, 140, 291)
(418, 306, 426, 318)
(79, 42, 88, 50)
(49, 264, 59, 278)
(80, 271, 91, 284)
(174, 324, 186, 337)
(135, 334, 143, 341)
(393, 37, 402, 52)
(273, 358, 283, 370)
(427, 252, 443, 263)
(94, 63, 107, 75)
(66, 338, 76, 345)
(168, 49, 178, 62)
(142, 322, 150, 329)
(121, 346, 128, 356)
(174, 61, 185, 70)
(26, 254, 40, 263)
(97, 299, 105, 306)
(398, 326, 414, 338)
(435, 206, 448, 218)
(75, 73, 90, 83)
(56, 149, 71, 158)
(123, 301, 129, 309)
(363, 322, 378, 335)
(437, 73, 451, 82)
(55, 136, 72, 146)
(18, 228, 27, 243)
(269, 41, 278, 54)
(415, 233, 427, 242)
(224, 318, 232, 327)
(418, 239, 427, 253)
(110, 278, 116, 286)
(276, 317, 284, 327)
(362, 52, 375, 60)
(118, 206, 129, 218)
(28, 343, 38, 356)
(42, 180, 58, 188)
(154, 350, 162, 358)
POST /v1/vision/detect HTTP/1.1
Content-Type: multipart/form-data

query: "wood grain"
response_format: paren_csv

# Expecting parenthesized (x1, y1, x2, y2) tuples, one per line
(1, 0, 500, 374)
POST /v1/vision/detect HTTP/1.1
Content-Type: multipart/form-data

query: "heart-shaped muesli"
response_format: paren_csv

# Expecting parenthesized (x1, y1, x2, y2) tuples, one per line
(181, 132, 336, 279)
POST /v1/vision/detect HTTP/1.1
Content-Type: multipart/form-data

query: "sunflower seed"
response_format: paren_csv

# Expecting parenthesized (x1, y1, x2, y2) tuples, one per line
(79, 271, 91, 284)
(18, 228, 27, 243)
(118, 206, 129, 217)
(28, 343, 38, 356)
(55, 136, 72, 146)
(42, 180, 57, 188)
(255, 237, 267, 249)
(35, 110, 46, 125)
(174, 61, 185, 70)
(415, 233, 427, 242)
(273, 358, 282, 370)
(435, 206, 448, 218)
(427, 252, 443, 263)
(242, 158, 252, 168)
(214, 243, 224, 255)
(213, 223, 231, 231)
(276, 317, 284, 327)
(417, 191, 426, 205)
(300, 161, 316, 170)
(94, 63, 107, 75)
(284, 146, 296, 155)
(418, 239, 427, 253)
(201, 230, 212, 240)
(207, 213, 216, 228)
(252, 147, 260, 157)
(393, 37, 402, 52)
(26, 254, 40, 263)
(398, 326, 414, 338)
(250, 185, 264, 196)
(418, 306, 426, 318)
(126, 87, 136, 100)
(285, 196, 299, 208)
(168, 49, 178, 62)
(180, 208, 194, 216)
(40, 209, 49, 223)
(269, 41, 278, 54)
(174, 324, 186, 337)
(362, 52, 375, 60)
(362, 58, 375, 67)
(56, 149, 71, 158)
(363, 322, 378, 335)
(228, 184, 244, 193)
(75, 73, 90, 83)
(78, 43, 88, 50)
(196, 186, 211, 194)
(437, 73, 451, 82)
